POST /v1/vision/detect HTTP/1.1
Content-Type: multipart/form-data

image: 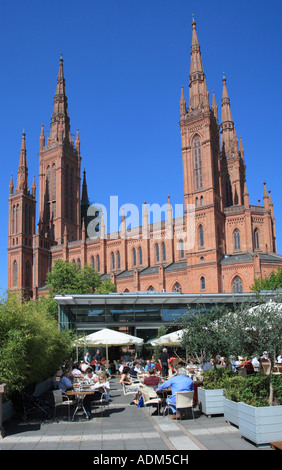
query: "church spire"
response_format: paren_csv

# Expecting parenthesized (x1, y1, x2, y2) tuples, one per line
(220, 74, 234, 152)
(188, 16, 209, 111)
(16, 130, 28, 192)
(49, 55, 71, 144)
(81, 169, 88, 203)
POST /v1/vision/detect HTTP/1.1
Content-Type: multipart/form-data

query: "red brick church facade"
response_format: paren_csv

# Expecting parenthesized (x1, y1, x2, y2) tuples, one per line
(8, 20, 282, 298)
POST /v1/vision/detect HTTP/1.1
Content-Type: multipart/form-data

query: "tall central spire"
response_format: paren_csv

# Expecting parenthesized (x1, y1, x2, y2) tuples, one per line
(188, 17, 209, 111)
(49, 55, 71, 144)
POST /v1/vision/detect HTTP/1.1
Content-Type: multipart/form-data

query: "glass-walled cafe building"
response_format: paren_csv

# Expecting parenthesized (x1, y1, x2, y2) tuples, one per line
(54, 291, 275, 344)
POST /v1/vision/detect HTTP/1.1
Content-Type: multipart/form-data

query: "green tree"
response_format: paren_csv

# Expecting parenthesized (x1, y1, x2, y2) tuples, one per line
(0, 292, 73, 400)
(180, 305, 233, 360)
(250, 267, 282, 292)
(152, 325, 167, 362)
(44, 259, 116, 318)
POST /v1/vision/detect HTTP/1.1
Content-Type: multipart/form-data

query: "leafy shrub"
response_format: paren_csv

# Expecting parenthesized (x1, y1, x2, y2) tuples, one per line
(201, 368, 234, 390)
(0, 292, 73, 401)
(224, 374, 282, 407)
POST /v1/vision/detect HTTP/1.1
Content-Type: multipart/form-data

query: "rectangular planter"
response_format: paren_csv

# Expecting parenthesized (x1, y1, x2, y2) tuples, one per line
(238, 402, 282, 445)
(223, 397, 239, 427)
(198, 387, 224, 416)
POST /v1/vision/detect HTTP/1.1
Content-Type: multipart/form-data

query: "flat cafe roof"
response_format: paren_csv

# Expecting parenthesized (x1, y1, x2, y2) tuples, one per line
(53, 290, 275, 307)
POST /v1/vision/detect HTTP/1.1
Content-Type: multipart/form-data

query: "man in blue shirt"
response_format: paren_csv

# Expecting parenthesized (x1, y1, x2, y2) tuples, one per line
(59, 371, 73, 393)
(157, 367, 194, 420)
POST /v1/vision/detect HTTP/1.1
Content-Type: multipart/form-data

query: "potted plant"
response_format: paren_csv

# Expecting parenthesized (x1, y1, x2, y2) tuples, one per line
(198, 369, 233, 416)
(223, 375, 245, 426)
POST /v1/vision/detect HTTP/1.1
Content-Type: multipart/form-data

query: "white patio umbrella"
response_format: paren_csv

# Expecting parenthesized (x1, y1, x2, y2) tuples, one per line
(150, 329, 186, 347)
(73, 328, 144, 369)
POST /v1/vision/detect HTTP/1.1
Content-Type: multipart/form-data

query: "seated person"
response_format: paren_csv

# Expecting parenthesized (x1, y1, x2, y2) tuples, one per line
(157, 367, 194, 420)
(119, 366, 132, 385)
(84, 367, 98, 383)
(144, 367, 160, 387)
(59, 370, 73, 393)
(71, 362, 83, 378)
(238, 357, 254, 375)
(129, 361, 141, 379)
(83, 373, 110, 419)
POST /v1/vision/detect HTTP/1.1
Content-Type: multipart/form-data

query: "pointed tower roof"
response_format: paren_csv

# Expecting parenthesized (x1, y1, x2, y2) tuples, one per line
(49, 55, 71, 144)
(188, 16, 209, 111)
(9, 173, 14, 195)
(16, 131, 28, 192)
(32, 175, 36, 197)
(180, 86, 186, 119)
(220, 74, 235, 152)
(81, 169, 89, 203)
(211, 91, 218, 123)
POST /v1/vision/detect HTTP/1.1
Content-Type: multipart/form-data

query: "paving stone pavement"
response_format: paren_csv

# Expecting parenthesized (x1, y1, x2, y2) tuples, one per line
(0, 378, 274, 453)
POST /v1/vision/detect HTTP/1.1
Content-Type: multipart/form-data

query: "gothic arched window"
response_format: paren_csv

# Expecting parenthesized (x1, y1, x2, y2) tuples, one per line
(26, 261, 31, 288)
(232, 276, 243, 293)
(13, 260, 18, 287)
(91, 256, 95, 270)
(70, 168, 74, 222)
(65, 165, 69, 220)
(117, 251, 121, 269)
(97, 255, 100, 272)
(200, 276, 205, 290)
(111, 252, 115, 270)
(155, 244, 159, 262)
(193, 135, 203, 190)
(133, 248, 136, 266)
(254, 228, 260, 250)
(147, 285, 155, 291)
(139, 247, 143, 265)
(179, 239, 185, 258)
(199, 225, 204, 248)
(52, 164, 56, 200)
(173, 282, 182, 293)
(234, 229, 241, 251)
(225, 178, 232, 207)
(162, 242, 166, 261)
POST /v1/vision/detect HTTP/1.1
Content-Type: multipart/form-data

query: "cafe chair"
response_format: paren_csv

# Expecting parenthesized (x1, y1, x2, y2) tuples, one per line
(164, 391, 195, 420)
(52, 389, 75, 421)
(92, 391, 110, 416)
(141, 388, 162, 415)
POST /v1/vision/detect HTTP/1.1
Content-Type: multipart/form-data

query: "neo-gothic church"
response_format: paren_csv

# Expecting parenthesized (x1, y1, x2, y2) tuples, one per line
(8, 19, 282, 299)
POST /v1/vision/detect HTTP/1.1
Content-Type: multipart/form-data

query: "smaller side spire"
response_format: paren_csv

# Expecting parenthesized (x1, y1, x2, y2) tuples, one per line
(40, 124, 45, 151)
(211, 91, 218, 123)
(243, 180, 249, 208)
(16, 131, 28, 192)
(180, 86, 186, 119)
(263, 182, 269, 210)
(81, 169, 88, 203)
(75, 128, 80, 156)
(9, 173, 14, 195)
(32, 175, 36, 198)
(220, 74, 234, 152)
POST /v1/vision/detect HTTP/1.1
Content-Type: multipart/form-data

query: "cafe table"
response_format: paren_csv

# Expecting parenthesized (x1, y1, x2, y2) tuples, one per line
(65, 387, 95, 420)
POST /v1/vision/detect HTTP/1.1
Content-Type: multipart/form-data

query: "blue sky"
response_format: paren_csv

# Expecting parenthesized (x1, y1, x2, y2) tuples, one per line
(0, 0, 281, 293)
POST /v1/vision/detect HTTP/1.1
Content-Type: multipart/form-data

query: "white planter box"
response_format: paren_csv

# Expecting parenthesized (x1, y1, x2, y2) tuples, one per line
(223, 397, 239, 427)
(198, 387, 224, 416)
(238, 402, 282, 445)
